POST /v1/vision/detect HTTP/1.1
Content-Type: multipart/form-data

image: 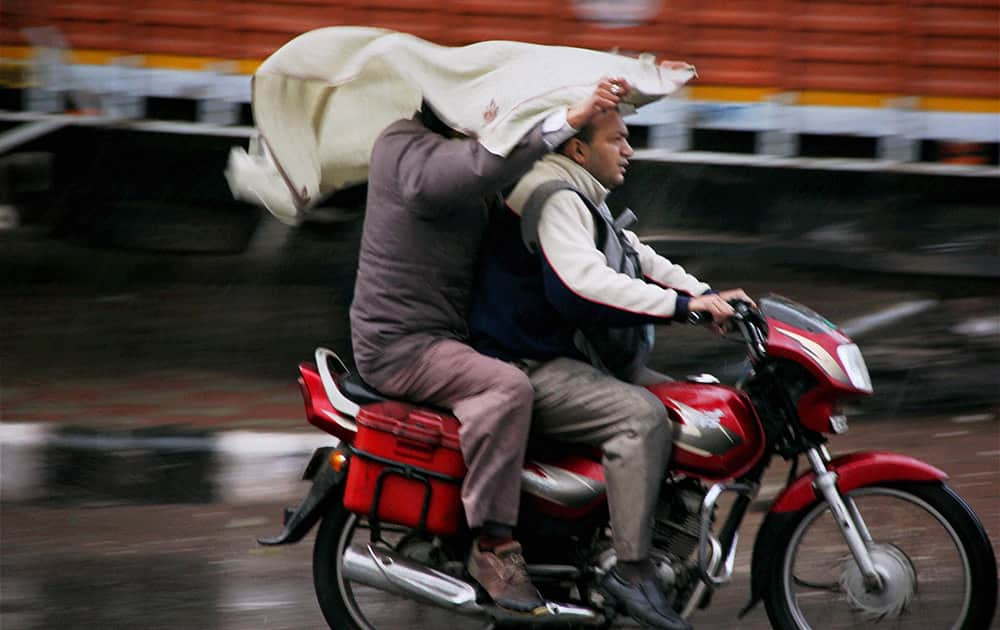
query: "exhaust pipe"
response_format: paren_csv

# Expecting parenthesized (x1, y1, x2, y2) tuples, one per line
(342, 543, 605, 625)
(342, 543, 483, 614)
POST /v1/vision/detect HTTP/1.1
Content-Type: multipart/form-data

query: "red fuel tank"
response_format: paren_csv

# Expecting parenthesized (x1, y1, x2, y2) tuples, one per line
(646, 381, 765, 481)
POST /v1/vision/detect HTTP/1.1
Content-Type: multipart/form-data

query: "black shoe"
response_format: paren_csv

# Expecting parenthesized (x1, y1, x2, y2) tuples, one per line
(600, 569, 692, 630)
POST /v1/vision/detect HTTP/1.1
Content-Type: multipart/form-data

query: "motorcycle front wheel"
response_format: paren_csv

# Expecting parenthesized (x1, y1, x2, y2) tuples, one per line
(312, 501, 493, 630)
(763, 481, 997, 629)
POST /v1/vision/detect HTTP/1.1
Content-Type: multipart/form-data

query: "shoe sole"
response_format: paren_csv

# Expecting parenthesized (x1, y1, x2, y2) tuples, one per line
(467, 566, 546, 614)
(595, 584, 688, 629)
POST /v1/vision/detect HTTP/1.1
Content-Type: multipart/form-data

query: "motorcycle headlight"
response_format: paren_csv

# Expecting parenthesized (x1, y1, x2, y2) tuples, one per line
(837, 343, 873, 393)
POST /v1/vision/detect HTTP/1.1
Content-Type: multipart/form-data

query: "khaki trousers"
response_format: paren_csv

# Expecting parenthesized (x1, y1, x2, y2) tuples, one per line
(523, 357, 671, 561)
(371, 339, 534, 529)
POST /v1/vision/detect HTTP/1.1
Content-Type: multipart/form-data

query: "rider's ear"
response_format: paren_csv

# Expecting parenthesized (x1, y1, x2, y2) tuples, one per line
(565, 137, 589, 166)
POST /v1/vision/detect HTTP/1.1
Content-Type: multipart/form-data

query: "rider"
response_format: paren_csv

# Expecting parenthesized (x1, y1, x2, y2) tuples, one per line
(349, 83, 626, 614)
(468, 80, 752, 629)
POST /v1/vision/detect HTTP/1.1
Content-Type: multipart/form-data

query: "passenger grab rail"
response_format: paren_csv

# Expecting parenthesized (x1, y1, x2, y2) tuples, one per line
(315, 347, 360, 422)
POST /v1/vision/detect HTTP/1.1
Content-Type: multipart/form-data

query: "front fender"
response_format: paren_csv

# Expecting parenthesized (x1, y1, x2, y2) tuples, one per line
(257, 446, 348, 546)
(772, 451, 947, 513)
(740, 450, 948, 617)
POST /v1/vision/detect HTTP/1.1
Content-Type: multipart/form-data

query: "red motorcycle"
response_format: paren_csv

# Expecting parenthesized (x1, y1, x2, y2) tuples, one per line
(260, 295, 997, 629)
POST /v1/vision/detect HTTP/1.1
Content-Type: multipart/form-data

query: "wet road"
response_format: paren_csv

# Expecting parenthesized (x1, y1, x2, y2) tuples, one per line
(2, 411, 997, 629)
(2, 245, 998, 629)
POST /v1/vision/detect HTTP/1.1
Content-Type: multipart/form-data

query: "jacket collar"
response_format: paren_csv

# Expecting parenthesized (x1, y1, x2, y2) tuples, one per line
(507, 153, 609, 216)
(537, 154, 609, 205)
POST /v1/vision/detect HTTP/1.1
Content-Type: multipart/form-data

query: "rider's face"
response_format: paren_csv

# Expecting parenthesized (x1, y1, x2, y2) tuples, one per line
(579, 111, 633, 189)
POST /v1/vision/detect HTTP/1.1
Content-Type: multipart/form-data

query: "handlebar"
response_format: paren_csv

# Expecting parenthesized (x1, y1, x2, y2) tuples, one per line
(687, 299, 768, 362)
(686, 299, 754, 327)
(685, 309, 713, 327)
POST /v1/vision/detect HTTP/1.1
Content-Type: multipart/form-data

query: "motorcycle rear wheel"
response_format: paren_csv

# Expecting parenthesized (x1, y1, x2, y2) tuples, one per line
(313, 502, 493, 630)
(763, 481, 997, 629)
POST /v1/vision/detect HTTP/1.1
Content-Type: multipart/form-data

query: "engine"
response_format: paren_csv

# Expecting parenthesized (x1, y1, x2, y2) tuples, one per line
(649, 478, 709, 594)
(654, 478, 708, 560)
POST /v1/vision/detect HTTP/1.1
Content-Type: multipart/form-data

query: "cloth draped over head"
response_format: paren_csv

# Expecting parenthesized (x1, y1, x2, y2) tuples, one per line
(225, 26, 696, 225)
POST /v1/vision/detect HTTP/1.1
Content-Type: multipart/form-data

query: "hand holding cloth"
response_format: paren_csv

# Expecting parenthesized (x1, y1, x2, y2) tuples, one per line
(226, 27, 695, 224)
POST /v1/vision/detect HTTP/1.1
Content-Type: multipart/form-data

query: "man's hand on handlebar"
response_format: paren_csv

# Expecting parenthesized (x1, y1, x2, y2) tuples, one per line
(715, 289, 756, 309)
(688, 289, 756, 334)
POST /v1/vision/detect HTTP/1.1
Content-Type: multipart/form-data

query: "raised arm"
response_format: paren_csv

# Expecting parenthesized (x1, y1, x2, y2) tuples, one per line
(388, 78, 633, 215)
(392, 123, 550, 212)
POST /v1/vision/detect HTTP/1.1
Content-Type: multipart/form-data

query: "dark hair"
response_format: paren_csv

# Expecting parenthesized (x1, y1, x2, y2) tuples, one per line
(557, 122, 596, 155)
(419, 101, 454, 137)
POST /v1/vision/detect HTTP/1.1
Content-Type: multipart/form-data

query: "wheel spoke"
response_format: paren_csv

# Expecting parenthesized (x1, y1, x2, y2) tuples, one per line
(770, 485, 983, 630)
(792, 574, 841, 592)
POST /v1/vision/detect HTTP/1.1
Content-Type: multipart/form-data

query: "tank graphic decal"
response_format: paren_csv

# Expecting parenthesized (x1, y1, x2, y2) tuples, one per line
(667, 399, 743, 457)
(521, 462, 606, 507)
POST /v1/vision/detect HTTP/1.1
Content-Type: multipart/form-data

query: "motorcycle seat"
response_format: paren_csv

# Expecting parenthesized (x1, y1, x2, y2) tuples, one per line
(526, 436, 603, 461)
(339, 372, 389, 406)
(339, 371, 456, 415)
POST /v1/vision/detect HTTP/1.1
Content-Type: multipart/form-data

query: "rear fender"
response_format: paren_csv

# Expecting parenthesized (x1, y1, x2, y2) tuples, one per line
(740, 451, 948, 616)
(257, 446, 348, 546)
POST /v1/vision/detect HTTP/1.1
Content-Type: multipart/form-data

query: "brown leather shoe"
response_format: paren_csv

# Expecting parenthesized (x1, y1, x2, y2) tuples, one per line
(467, 539, 547, 614)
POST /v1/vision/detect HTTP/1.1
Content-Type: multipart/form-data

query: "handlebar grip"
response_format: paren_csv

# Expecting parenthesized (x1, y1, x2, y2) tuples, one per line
(688, 298, 756, 327)
(687, 310, 712, 326)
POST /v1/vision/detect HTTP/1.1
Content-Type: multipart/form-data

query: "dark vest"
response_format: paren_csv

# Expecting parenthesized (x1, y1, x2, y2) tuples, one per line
(520, 181, 654, 382)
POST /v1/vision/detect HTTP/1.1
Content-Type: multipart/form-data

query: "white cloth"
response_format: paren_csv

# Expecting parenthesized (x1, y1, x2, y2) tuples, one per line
(226, 27, 696, 224)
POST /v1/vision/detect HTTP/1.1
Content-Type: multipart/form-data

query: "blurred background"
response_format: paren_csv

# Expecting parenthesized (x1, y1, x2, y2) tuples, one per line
(1, 2, 997, 629)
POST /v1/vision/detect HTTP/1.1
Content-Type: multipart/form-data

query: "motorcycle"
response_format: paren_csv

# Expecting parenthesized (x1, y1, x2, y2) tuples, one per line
(259, 295, 998, 629)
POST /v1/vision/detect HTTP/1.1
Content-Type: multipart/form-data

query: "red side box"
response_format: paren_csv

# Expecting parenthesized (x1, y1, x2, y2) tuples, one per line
(344, 401, 467, 535)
